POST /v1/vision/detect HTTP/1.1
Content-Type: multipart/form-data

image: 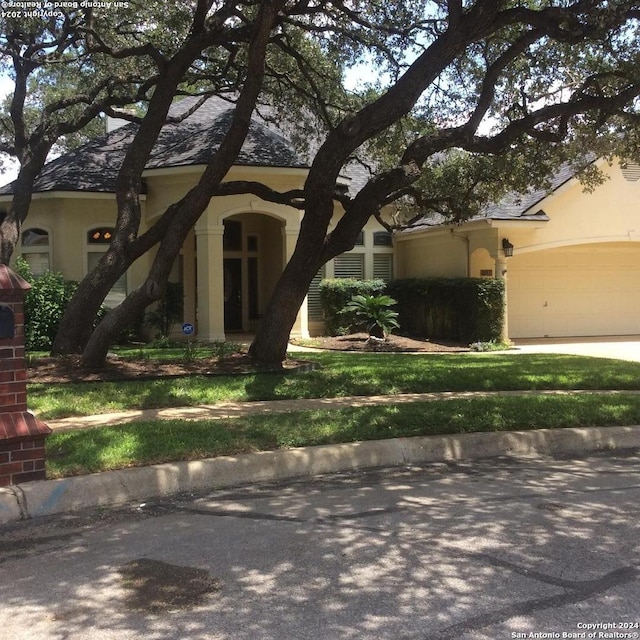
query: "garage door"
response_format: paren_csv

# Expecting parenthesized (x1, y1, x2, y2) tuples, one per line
(507, 243, 640, 338)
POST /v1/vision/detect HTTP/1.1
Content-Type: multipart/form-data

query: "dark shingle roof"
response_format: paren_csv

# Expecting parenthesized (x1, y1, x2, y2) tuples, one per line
(481, 162, 578, 220)
(0, 96, 307, 196)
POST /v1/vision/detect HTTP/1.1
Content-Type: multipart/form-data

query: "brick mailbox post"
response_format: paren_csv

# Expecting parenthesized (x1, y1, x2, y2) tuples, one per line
(0, 265, 51, 487)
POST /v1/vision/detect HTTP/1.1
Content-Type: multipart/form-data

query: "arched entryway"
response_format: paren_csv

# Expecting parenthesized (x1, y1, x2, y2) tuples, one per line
(222, 213, 284, 333)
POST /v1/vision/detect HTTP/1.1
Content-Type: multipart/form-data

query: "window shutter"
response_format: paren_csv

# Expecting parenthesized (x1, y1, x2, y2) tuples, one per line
(23, 252, 50, 276)
(307, 265, 326, 321)
(333, 253, 364, 279)
(622, 163, 640, 182)
(88, 252, 127, 307)
(373, 254, 393, 282)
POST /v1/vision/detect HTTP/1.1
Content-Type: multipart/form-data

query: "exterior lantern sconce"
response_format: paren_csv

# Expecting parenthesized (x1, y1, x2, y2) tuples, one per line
(502, 238, 514, 257)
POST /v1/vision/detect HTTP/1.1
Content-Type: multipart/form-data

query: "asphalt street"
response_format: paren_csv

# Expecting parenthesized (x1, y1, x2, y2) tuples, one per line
(1, 450, 639, 640)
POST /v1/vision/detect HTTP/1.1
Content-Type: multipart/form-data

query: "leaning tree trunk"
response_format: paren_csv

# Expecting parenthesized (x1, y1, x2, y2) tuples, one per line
(51, 246, 133, 354)
(0, 213, 21, 267)
(81, 280, 163, 369)
(249, 247, 321, 366)
(80, 216, 189, 368)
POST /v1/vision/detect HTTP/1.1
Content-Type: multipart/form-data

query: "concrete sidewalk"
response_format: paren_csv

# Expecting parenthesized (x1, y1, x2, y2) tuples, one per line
(47, 388, 640, 432)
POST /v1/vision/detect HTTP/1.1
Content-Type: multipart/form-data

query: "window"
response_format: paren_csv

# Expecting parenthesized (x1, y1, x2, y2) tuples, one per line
(354, 231, 364, 246)
(21, 228, 50, 276)
(621, 162, 640, 182)
(373, 254, 393, 282)
(223, 220, 242, 251)
(308, 265, 326, 321)
(373, 231, 393, 246)
(333, 253, 364, 279)
(87, 228, 113, 244)
(87, 227, 126, 307)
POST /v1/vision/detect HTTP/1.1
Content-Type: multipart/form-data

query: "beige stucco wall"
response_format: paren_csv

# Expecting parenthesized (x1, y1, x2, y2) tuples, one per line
(502, 160, 640, 255)
(12, 193, 151, 291)
(395, 228, 470, 278)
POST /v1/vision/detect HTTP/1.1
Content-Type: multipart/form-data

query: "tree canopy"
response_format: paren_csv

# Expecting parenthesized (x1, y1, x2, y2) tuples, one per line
(1, 0, 639, 366)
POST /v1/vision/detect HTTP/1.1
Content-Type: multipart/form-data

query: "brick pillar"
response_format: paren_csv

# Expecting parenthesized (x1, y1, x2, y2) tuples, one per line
(0, 265, 51, 487)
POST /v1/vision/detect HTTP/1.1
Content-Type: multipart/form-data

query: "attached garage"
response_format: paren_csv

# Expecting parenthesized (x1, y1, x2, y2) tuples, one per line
(508, 242, 640, 338)
(395, 158, 640, 342)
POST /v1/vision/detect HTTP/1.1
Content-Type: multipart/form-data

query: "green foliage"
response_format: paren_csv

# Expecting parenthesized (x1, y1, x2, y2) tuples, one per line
(14, 257, 77, 351)
(148, 335, 182, 349)
(319, 279, 387, 335)
(211, 341, 243, 361)
(144, 282, 184, 338)
(469, 340, 512, 352)
(343, 294, 400, 338)
(182, 339, 199, 364)
(387, 278, 505, 343)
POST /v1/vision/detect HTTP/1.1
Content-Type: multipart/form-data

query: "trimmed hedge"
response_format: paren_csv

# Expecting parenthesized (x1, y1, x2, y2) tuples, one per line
(319, 278, 387, 335)
(386, 277, 504, 343)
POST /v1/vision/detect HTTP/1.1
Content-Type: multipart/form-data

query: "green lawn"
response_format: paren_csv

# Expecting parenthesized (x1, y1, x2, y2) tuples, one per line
(33, 350, 640, 478)
(29, 351, 640, 420)
(46, 392, 640, 478)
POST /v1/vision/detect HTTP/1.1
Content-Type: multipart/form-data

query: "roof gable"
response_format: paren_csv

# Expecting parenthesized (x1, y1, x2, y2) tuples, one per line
(403, 160, 594, 234)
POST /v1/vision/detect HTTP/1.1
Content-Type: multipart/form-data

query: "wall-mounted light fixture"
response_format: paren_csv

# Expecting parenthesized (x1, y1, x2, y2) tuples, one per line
(502, 238, 514, 257)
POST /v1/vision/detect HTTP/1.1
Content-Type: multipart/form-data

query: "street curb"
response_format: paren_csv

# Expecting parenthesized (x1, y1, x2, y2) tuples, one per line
(2, 424, 640, 524)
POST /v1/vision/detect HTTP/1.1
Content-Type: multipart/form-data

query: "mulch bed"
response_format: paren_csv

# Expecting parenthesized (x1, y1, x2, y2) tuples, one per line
(294, 333, 468, 353)
(27, 334, 468, 384)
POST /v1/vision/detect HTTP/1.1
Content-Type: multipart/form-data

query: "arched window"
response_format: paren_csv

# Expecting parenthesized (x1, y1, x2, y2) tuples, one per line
(21, 228, 50, 275)
(87, 228, 114, 244)
(86, 227, 126, 307)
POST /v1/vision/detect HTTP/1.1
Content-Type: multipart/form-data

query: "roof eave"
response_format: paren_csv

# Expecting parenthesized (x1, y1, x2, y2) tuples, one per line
(142, 163, 310, 179)
(397, 215, 547, 240)
(0, 190, 146, 202)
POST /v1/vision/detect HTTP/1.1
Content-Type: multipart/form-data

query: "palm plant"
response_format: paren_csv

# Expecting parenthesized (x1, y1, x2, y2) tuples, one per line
(342, 294, 400, 338)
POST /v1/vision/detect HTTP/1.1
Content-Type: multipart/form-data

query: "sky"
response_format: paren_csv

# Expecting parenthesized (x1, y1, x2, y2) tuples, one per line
(0, 75, 19, 187)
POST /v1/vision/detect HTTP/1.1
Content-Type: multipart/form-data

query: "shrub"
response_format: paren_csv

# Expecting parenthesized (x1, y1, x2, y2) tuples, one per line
(342, 294, 400, 338)
(387, 277, 504, 343)
(145, 282, 184, 338)
(319, 278, 386, 335)
(14, 257, 78, 351)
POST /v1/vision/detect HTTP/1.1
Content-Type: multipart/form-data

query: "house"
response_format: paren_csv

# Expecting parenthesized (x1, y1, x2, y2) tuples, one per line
(0, 96, 394, 340)
(2, 94, 638, 343)
(395, 158, 640, 340)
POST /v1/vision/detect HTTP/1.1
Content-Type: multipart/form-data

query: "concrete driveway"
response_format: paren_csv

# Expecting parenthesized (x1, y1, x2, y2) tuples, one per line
(513, 336, 640, 362)
(1, 450, 639, 640)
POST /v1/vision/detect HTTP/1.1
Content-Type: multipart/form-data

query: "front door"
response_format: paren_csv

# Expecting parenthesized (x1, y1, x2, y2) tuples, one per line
(223, 258, 242, 331)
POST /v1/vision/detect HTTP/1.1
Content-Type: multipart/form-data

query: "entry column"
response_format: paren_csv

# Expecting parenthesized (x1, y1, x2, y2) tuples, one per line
(195, 222, 226, 342)
(494, 254, 509, 342)
(282, 226, 310, 339)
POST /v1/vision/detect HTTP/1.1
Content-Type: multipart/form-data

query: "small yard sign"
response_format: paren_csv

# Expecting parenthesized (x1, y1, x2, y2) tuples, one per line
(182, 322, 195, 336)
